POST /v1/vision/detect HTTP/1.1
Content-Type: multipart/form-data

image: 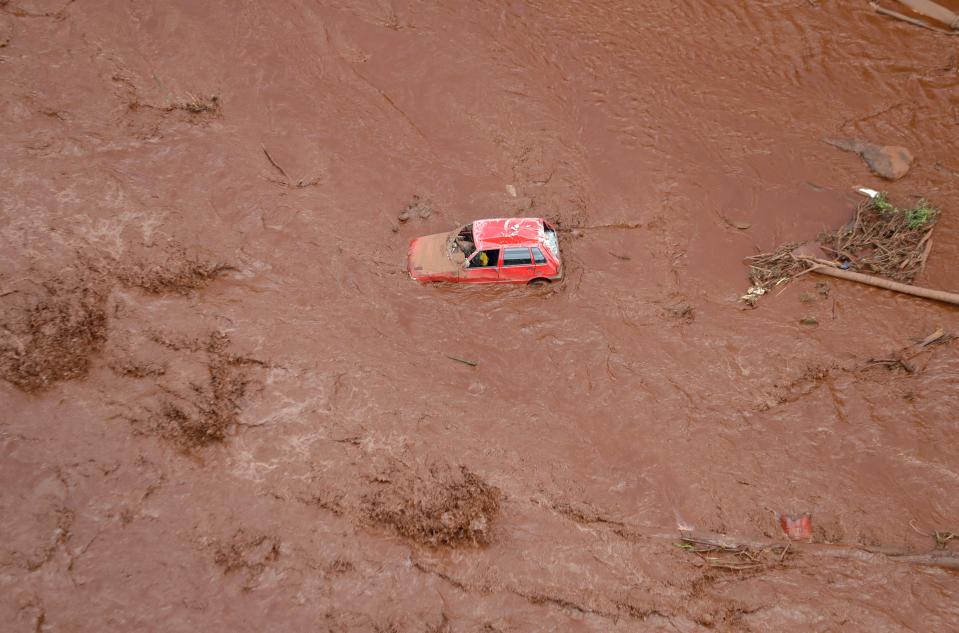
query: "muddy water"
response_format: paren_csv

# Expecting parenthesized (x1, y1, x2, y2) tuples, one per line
(2, 0, 958, 630)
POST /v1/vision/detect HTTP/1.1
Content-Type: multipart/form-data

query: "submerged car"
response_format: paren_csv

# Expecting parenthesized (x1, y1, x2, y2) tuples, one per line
(407, 217, 563, 285)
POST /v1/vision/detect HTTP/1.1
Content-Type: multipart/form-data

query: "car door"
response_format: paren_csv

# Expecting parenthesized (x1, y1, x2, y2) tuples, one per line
(462, 248, 501, 283)
(499, 247, 536, 283)
(530, 246, 552, 278)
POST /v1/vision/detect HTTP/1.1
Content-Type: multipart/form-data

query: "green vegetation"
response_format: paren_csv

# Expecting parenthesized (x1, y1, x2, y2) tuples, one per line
(867, 193, 939, 230)
(872, 192, 894, 214)
(905, 199, 937, 230)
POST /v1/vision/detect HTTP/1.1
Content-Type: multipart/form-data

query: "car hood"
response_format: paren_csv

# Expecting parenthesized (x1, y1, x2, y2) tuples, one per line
(407, 232, 460, 279)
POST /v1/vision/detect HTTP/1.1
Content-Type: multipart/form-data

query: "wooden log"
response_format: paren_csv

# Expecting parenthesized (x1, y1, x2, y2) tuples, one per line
(677, 530, 959, 571)
(893, 0, 959, 29)
(872, 3, 946, 31)
(809, 265, 959, 306)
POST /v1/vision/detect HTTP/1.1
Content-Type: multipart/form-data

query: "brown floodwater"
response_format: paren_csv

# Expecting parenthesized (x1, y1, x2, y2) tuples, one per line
(2, 0, 958, 631)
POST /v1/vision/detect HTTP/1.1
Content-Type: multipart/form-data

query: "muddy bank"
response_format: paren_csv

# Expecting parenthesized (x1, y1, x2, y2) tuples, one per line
(1, 1, 958, 631)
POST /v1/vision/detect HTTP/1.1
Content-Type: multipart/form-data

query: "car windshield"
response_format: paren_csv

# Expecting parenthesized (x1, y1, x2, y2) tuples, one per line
(450, 223, 476, 260)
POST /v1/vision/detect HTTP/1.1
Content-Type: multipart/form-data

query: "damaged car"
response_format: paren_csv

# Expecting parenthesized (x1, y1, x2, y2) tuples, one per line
(407, 217, 563, 285)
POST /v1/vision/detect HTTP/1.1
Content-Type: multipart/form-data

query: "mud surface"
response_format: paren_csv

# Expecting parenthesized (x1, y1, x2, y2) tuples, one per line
(2, 1, 958, 631)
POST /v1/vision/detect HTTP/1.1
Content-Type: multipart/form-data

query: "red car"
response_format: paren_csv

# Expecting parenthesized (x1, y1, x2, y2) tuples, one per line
(407, 217, 563, 285)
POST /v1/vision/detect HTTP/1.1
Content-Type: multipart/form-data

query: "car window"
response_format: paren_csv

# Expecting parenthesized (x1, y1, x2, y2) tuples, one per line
(532, 247, 547, 264)
(502, 247, 532, 266)
(467, 249, 499, 268)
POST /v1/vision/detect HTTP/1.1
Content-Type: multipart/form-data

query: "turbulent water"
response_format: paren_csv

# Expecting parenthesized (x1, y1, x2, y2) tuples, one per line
(1, 1, 958, 631)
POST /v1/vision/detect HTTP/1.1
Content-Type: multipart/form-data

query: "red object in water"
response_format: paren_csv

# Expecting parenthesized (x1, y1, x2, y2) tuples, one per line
(407, 218, 563, 285)
(780, 513, 813, 540)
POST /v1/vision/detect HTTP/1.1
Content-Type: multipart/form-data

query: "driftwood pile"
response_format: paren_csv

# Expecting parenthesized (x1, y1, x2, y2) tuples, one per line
(819, 194, 937, 282)
(743, 193, 958, 306)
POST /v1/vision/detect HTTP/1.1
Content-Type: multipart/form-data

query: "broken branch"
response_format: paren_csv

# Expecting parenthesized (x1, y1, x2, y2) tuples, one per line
(261, 146, 290, 181)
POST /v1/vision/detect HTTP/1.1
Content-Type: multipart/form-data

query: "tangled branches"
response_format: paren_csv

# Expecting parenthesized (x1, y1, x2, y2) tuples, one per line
(820, 194, 937, 282)
(743, 194, 940, 305)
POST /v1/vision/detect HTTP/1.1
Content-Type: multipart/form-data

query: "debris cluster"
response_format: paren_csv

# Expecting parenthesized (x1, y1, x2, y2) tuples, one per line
(176, 94, 220, 115)
(115, 247, 234, 295)
(213, 529, 281, 576)
(743, 193, 941, 305)
(363, 463, 500, 546)
(0, 247, 235, 394)
(108, 357, 167, 378)
(743, 242, 806, 305)
(146, 331, 265, 449)
(819, 193, 938, 282)
(861, 327, 954, 373)
(398, 195, 433, 223)
(0, 276, 109, 392)
(677, 532, 791, 571)
(0, 250, 262, 451)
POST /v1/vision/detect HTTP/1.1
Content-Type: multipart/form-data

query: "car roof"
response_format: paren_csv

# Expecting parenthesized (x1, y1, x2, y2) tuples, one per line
(472, 217, 547, 249)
